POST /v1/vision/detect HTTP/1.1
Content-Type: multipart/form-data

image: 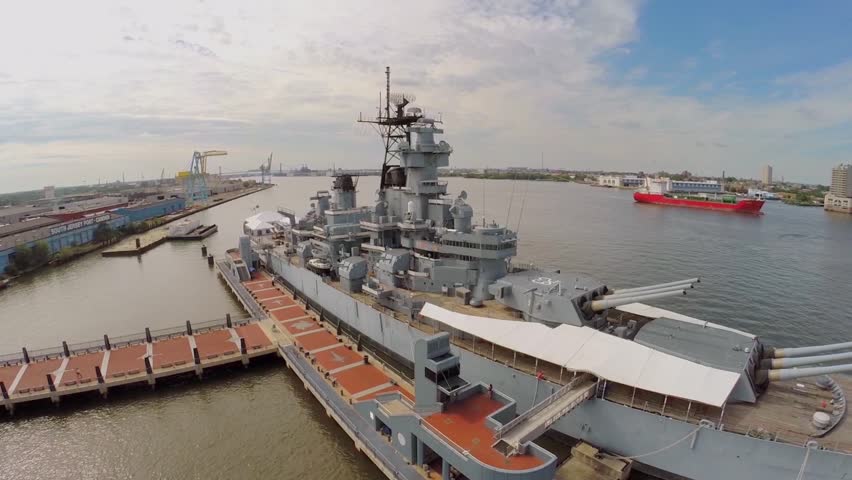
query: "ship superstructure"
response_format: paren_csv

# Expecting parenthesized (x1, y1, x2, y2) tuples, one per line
(237, 69, 852, 480)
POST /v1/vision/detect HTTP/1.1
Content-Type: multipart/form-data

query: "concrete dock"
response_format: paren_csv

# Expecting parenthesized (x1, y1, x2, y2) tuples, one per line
(101, 228, 168, 256)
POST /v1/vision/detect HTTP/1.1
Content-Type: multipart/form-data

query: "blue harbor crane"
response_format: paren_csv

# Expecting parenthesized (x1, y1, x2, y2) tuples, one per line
(185, 150, 227, 204)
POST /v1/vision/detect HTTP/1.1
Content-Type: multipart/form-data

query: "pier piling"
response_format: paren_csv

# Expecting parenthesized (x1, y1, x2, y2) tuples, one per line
(1, 381, 9, 400)
(62, 341, 70, 357)
(144, 357, 155, 387)
(145, 327, 152, 343)
(103, 335, 111, 350)
(207, 254, 214, 267)
(22, 347, 30, 364)
(240, 338, 249, 366)
(95, 365, 108, 397)
(186, 321, 193, 336)
(135, 238, 141, 249)
(201, 245, 208, 257)
(226, 313, 232, 328)
(193, 347, 202, 378)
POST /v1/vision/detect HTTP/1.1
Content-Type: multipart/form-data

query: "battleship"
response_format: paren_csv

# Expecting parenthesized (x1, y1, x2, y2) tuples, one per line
(229, 68, 852, 479)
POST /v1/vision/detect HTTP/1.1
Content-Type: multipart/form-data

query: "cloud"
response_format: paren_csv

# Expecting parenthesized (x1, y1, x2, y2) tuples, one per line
(0, 0, 849, 191)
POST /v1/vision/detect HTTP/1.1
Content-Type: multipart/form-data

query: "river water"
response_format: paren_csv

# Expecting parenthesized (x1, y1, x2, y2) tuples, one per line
(1, 176, 851, 479)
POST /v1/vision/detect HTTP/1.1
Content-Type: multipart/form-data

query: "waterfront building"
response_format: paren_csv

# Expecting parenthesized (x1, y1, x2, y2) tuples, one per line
(597, 175, 643, 188)
(0, 213, 128, 272)
(114, 197, 185, 222)
(761, 165, 773, 185)
(0, 205, 52, 225)
(825, 164, 852, 213)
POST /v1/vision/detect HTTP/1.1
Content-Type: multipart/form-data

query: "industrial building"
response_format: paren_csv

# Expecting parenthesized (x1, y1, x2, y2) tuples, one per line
(0, 214, 128, 272)
(114, 197, 185, 222)
(825, 164, 852, 213)
(1, 196, 187, 274)
(0, 205, 53, 225)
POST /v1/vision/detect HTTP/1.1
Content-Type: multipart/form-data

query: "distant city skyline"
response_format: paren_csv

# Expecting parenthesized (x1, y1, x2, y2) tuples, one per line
(2, 1, 852, 193)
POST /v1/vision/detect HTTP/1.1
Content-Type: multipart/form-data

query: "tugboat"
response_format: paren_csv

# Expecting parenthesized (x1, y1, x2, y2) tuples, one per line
(634, 178, 764, 214)
(232, 68, 851, 480)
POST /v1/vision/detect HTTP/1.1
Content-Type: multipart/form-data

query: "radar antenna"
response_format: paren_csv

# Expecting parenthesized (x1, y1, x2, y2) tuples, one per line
(357, 66, 423, 189)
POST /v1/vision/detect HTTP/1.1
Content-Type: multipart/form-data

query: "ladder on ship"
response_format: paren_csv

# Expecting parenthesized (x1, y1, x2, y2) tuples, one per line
(493, 375, 597, 456)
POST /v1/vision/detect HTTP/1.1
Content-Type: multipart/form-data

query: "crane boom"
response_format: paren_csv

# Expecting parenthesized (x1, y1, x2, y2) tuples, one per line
(199, 150, 227, 174)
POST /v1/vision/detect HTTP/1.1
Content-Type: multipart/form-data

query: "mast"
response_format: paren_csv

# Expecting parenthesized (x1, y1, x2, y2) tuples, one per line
(358, 66, 422, 190)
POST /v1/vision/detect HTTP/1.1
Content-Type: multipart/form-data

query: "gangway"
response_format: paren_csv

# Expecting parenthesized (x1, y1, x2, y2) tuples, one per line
(493, 375, 597, 456)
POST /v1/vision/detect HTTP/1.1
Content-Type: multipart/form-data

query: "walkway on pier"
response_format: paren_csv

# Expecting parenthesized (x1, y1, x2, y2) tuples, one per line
(242, 270, 413, 403)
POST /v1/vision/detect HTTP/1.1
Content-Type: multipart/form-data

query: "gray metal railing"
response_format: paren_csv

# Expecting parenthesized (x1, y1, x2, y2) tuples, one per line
(494, 375, 585, 440)
(0, 313, 254, 366)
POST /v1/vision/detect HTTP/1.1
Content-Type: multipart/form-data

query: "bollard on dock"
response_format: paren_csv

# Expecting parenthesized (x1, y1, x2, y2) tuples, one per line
(135, 238, 141, 249)
(207, 254, 214, 267)
(201, 245, 208, 257)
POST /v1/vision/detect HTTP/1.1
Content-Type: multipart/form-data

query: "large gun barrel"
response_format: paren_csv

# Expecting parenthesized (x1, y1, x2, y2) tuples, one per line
(604, 284, 694, 300)
(765, 363, 852, 382)
(610, 278, 699, 296)
(590, 289, 686, 312)
(769, 341, 852, 358)
(762, 350, 852, 369)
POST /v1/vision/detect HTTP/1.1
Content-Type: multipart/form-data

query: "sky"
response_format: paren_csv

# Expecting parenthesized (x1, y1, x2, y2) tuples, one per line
(2, 0, 852, 192)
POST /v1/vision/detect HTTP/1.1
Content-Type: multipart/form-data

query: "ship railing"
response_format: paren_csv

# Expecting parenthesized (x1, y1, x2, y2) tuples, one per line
(493, 375, 585, 440)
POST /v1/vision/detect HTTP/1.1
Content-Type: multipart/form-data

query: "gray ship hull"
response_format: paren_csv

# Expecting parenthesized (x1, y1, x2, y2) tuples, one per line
(269, 253, 852, 480)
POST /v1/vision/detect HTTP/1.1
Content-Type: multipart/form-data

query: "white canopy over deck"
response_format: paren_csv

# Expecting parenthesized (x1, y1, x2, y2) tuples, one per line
(420, 303, 740, 407)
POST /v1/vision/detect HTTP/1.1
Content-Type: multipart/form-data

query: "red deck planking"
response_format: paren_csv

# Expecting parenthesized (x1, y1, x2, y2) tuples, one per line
(234, 323, 272, 350)
(12, 358, 63, 394)
(294, 330, 339, 352)
(152, 337, 192, 369)
(271, 306, 308, 322)
(253, 289, 288, 301)
(261, 296, 295, 310)
(332, 364, 390, 396)
(282, 318, 322, 335)
(106, 344, 147, 377)
(357, 385, 415, 402)
(244, 281, 273, 292)
(194, 329, 238, 359)
(313, 345, 364, 371)
(60, 351, 105, 386)
(425, 393, 543, 470)
(0, 364, 22, 391)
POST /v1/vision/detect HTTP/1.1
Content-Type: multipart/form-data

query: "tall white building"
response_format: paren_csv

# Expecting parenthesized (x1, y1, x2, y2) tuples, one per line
(825, 164, 852, 213)
(761, 165, 773, 185)
(830, 164, 851, 197)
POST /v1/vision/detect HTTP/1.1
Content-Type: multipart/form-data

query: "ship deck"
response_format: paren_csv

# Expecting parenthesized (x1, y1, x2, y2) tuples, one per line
(281, 255, 852, 455)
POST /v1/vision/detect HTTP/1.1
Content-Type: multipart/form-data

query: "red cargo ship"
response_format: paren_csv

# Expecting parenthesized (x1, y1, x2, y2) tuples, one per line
(633, 178, 764, 214)
(634, 191, 764, 214)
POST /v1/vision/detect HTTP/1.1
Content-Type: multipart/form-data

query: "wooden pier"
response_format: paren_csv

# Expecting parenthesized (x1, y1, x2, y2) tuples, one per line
(0, 315, 276, 413)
